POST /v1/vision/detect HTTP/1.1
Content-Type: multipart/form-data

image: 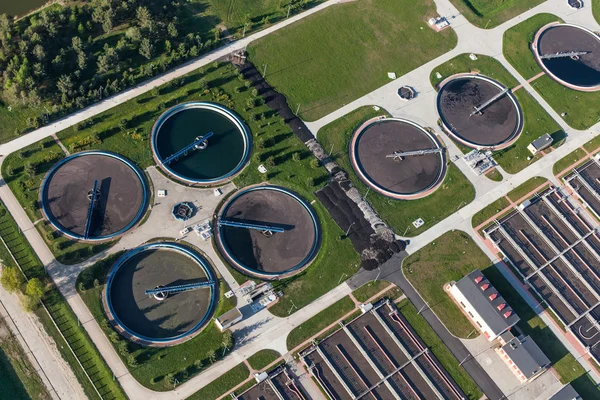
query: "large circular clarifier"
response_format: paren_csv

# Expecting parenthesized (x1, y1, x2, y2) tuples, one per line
(151, 102, 251, 185)
(350, 117, 446, 199)
(437, 74, 523, 150)
(40, 151, 148, 241)
(216, 186, 320, 280)
(104, 242, 218, 346)
(533, 23, 600, 91)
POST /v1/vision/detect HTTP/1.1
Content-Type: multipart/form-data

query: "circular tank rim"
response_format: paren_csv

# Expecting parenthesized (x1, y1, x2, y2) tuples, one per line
(216, 185, 321, 280)
(39, 150, 149, 242)
(532, 22, 600, 92)
(151, 101, 252, 185)
(104, 242, 218, 345)
(435, 73, 524, 150)
(349, 117, 447, 199)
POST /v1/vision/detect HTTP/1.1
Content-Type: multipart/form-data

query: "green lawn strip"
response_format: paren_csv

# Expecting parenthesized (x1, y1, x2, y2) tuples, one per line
(506, 176, 548, 202)
(594, 0, 600, 24)
(317, 106, 475, 237)
(502, 13, 562, 79)
(430, 53, 563, 174)
(352, 280, 393, 303)
(553, 148, 587, 176)
(402, 230, 490, 338)
(0, 201, 123, 399)
(471, 197, 511, 229)
(248, 0, 457, 121)
(186, 362, 250, 400)
(583, 135, 600, 154)
(0, 318, 51, 400)
(286, 296, 355, 350)
(246, 350, 281, 371)
(447, 0, 545, 29)
(503, 14, 600, 129)
(481, 266, 600, 397)
(484, 168, 503, 182)
(77, 251, 238, 391)
(228, 379, 256, 398)
(397, 299, 482, 400)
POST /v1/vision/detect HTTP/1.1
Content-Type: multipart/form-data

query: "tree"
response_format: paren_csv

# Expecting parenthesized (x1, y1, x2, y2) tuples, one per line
(136, 6, 153, 30)
(32, 44, 45, 61)
(56, 74, 74, 96)
(118, 118, 128, 131)
(77, 51, 87, 71)
(24, 278, 44, 309)
(1, 267, 23, 293)
(222, 330, 233, 351)
(206, 349, 216, 364)
(125, 27, 141, 42)
(167, 22, 178, 38)
(24, 162, 37, 178)
(139, 38, 154, 60)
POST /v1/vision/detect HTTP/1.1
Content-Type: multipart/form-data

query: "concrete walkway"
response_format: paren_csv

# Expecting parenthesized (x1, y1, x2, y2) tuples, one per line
(1, 0, 600, 399)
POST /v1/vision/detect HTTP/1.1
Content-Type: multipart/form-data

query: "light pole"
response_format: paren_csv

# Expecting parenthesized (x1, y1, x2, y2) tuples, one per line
(345, 222, 355, 237)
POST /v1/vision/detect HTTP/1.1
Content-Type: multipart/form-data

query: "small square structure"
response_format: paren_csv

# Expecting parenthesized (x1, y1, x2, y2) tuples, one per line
(496, 332, 550, 383)
(157, 190, 167, 197)
(527, 134, 553, 155)
(548, 383, 581, 399)
(215, 308, 242, 331)
(448, 269, 520, 340)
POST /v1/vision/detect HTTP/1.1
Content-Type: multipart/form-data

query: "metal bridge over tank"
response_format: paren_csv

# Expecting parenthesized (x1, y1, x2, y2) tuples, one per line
(218, 218, 285, 234)
(386, 148, 443, 160)
(540, 51, 589, 60)
(470, 88, 509, 116)
(83, 180, 99, 240)
(162, 132, 214, 165)
(145, 281, 215, 296)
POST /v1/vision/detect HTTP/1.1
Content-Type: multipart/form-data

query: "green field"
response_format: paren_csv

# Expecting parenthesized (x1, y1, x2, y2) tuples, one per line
(352, 280, 392, 302)
(471, 197, 511, 229)
(485, 168, 503, 182)
(248, 0, 457, 121)
(187, 362, 250, 400)
(503, 14, 600, 129)
(77, 249, 239, 391)
(247, 350, 281, 371)
(0, 319, 51, 400)
(0, 201, 126, 400)
(402, 230, 490, 338)
(595, 0, 600, 24)
(448, 0, 545, 29)
(397, 300, 482, 400)
(286, 296, 355, 350)
(553, 148, 587, 176)
(431, 53, 564, 174)
(317, 106, 475, 237)
(506, 176, 548, 202)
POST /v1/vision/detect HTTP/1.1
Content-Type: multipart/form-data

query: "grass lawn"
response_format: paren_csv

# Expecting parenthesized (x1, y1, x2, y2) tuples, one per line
(471, 197, 511, 229)
(3, 62, 361, 307)
(186, 362, 249, 400)
(553, 148, 587, 176)
(248, 0, 457, 121)
(506, 176, 548, 202)
(0, 319, 51, 400)
(352, 280, 392, 303)
(397, 299, 482, 400)
(595, 0, 600, 24)
(286, 296, 355, 350)
(0, 202, 126, 400)
(485, 168, 503, 182)
(430, 53, 564, 174)
(448, 0, 545, 29)
(503, 14, 600, 129)
(76, 250, 239, 391)
(402, 230, 491, 338)
(247, 350, 281, 371)
(318, 106, 475, 237)
(583, 136, 600, 153)
(481, 266, 600, 397)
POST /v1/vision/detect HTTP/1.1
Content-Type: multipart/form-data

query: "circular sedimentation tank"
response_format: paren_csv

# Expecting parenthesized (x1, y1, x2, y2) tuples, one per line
(533, 23, 600, 91)
(40, 151, 148, 241)
(104, 242, 218, 346)
(151, 102, 251, 185)
(216, 186, 320, 280)
(436, 74, 523, 150)
(349, 117, 446, 199)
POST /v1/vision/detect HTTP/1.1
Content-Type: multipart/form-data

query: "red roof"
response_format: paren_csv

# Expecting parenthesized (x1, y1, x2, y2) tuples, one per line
(474, 276, 483, 284)
(503, 311, 512, 318)
(481, 283, 490, 291)
(497, 303, 506, 311)
(489, 293, 498, 301)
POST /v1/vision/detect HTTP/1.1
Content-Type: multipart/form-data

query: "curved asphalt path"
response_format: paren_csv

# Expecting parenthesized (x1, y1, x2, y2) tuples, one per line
(348, 252, 504, 400)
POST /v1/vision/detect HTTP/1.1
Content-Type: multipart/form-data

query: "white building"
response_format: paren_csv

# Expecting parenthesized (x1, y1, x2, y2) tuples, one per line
(449, 270, 520, 341)
(496, 332, 550, 383)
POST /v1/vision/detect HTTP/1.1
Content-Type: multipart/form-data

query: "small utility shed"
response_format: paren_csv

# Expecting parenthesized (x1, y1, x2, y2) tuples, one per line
(497, 332, 550, 383)
(215, 308, 242, 331)
(548, 383, 581, 400)
(527, 134, 553, 155)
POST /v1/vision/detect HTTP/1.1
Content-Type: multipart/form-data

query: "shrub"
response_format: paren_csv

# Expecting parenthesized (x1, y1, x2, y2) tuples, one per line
(109, 331, 120, 343)
(1, 267, 24, 293)
(266, 156, 275, 167)
(310, 158, 320, 169)
(292, 152, 301, 162)
(127, 354, 138, 366)
(251, 88, 259, 97)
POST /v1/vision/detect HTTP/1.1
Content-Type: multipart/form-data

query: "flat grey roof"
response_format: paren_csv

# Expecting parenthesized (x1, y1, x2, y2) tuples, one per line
(455, 270, 520, 335)
(216, 307, 242, 326)
(530, 133, 553, 150)
(549, 383, 581, 400)
(501, 334, 550, 379)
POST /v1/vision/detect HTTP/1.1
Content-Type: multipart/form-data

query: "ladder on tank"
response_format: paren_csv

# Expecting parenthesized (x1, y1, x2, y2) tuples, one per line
(145, 281, 215, 297)
(83, 180, 99, 240)
(218, 218, 285, 236)
(470, 88, 509, 116)
(540, 51, 589, 60)
(162, 132, 214, 165)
